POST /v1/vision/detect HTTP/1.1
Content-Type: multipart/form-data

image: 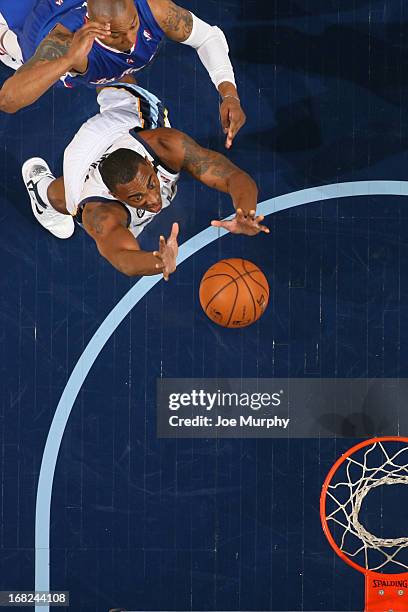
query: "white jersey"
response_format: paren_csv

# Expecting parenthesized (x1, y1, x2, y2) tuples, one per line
(79, 130, 179, 238)
(63, 83, 179, 238)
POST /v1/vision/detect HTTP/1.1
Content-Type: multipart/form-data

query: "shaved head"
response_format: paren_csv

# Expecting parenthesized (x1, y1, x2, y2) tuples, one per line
(100, 149, 162, 213)
(88, 0, 133, 19)
(100, 148, 148, 192)
(87, 0, 139, 52)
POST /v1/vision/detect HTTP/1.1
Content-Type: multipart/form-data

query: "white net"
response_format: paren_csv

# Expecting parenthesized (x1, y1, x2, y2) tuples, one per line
(325, 440, 408, 572)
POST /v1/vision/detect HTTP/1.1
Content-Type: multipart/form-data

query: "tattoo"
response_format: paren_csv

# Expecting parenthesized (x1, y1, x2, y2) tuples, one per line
(181, 134, 237, 181)
(84, 203, 128, 236)
(161, 1, 193, 40)
(18, 30, 71, 72)
(87, 206, 110, 235)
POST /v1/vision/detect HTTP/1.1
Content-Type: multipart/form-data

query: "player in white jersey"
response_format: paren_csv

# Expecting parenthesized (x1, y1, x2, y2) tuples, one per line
(22, 83, 268, 280)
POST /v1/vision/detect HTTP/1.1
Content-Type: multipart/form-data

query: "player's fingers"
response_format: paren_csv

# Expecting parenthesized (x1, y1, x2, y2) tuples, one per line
(225, 118, 235, 147)
(83, 23, 110, 31)
(170, 222, 179, 240)
(80, 22, 110, 34)
(253, 222, 269, 233)
(79, 25, 111, 41)
(236, 208, 245, 218)
(238, 114, 246, 130)
(227, 122, 237, 142)
(83, 21, 111, 32)
(211, 219, 231, 229)
(219, 104, 230, 133)
(249, 209, 256, 219)
(225, 107, 246, 147)
(154, 255, 165, 270)
(76, 32, 106, 47)
(228, 111, 241, 137)
(159, 235, 166, 252)
(83, 28, 110, 40)
(232, 106, 246, 127)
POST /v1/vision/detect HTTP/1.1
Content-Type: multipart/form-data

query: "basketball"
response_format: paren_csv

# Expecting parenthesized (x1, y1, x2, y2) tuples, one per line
(199, 258, 269, 328)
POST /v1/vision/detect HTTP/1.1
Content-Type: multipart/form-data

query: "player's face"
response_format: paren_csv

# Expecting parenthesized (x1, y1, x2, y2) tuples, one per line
(95, 4, 139, 52)
(113, 162, 162, 213)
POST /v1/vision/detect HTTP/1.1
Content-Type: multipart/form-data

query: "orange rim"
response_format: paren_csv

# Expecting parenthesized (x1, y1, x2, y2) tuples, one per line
(320, 436, 408, 575)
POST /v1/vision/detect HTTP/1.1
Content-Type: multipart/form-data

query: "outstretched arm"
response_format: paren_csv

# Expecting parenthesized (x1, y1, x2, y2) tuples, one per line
(157, 129, 268, 236)
(0, 22, 110, 114)
(148, 0, 246, 148)
(82, 202, 179, 278)
(155, 130, 267, 234)
(179, 132, 257, 210)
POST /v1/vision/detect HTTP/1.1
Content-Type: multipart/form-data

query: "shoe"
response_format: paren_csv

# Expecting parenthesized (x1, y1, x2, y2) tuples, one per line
(22, 157, 75, 239)
(0, 50, 22, 71)
(0, 28, 23, 70)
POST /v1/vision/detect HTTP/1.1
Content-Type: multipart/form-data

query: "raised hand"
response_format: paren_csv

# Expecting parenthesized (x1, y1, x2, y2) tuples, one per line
(219, 97, 246, 149)
(66, 22, 111, 69)
(211, 208, 269, 236)
(153, 222, 179, 281)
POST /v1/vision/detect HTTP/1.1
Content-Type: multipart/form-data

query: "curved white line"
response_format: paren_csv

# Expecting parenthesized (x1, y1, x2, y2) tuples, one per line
(34, 181, 408, 611)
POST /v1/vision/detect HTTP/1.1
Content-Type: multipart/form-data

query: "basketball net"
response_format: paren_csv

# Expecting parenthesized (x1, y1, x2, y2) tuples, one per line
(320, 437, 408, 611)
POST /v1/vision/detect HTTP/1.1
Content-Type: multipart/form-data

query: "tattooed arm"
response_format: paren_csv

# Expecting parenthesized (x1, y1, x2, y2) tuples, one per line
(153, 129, 268, 235)
(156, 130, 257, 213)
(148, 0, 193, 42)
(0, 22, 109, 114)
(148, 0, 246, 148)
(82, 202, 179, 278)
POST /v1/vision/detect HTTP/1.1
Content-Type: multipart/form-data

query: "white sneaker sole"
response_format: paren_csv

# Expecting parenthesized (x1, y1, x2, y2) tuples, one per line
(22, 157, 75, 239)
(0, 52, 22, 71)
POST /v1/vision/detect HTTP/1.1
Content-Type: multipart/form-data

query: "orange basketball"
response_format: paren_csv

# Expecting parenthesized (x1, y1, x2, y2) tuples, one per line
(199, 258, 269, 328)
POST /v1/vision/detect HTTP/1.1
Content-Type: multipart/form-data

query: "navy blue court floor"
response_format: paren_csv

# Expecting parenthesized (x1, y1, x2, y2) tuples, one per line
(2, 0, 408, 610)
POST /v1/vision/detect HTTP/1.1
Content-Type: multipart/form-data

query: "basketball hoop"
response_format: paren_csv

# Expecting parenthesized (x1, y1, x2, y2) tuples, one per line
(320, 437, 408, 611)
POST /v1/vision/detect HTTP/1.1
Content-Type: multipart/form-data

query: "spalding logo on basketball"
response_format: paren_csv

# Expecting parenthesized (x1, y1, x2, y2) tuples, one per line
(199, 258, 269, 328)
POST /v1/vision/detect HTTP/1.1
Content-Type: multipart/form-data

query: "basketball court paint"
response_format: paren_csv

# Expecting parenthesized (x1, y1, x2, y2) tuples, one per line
(2, 1, 408, 611)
